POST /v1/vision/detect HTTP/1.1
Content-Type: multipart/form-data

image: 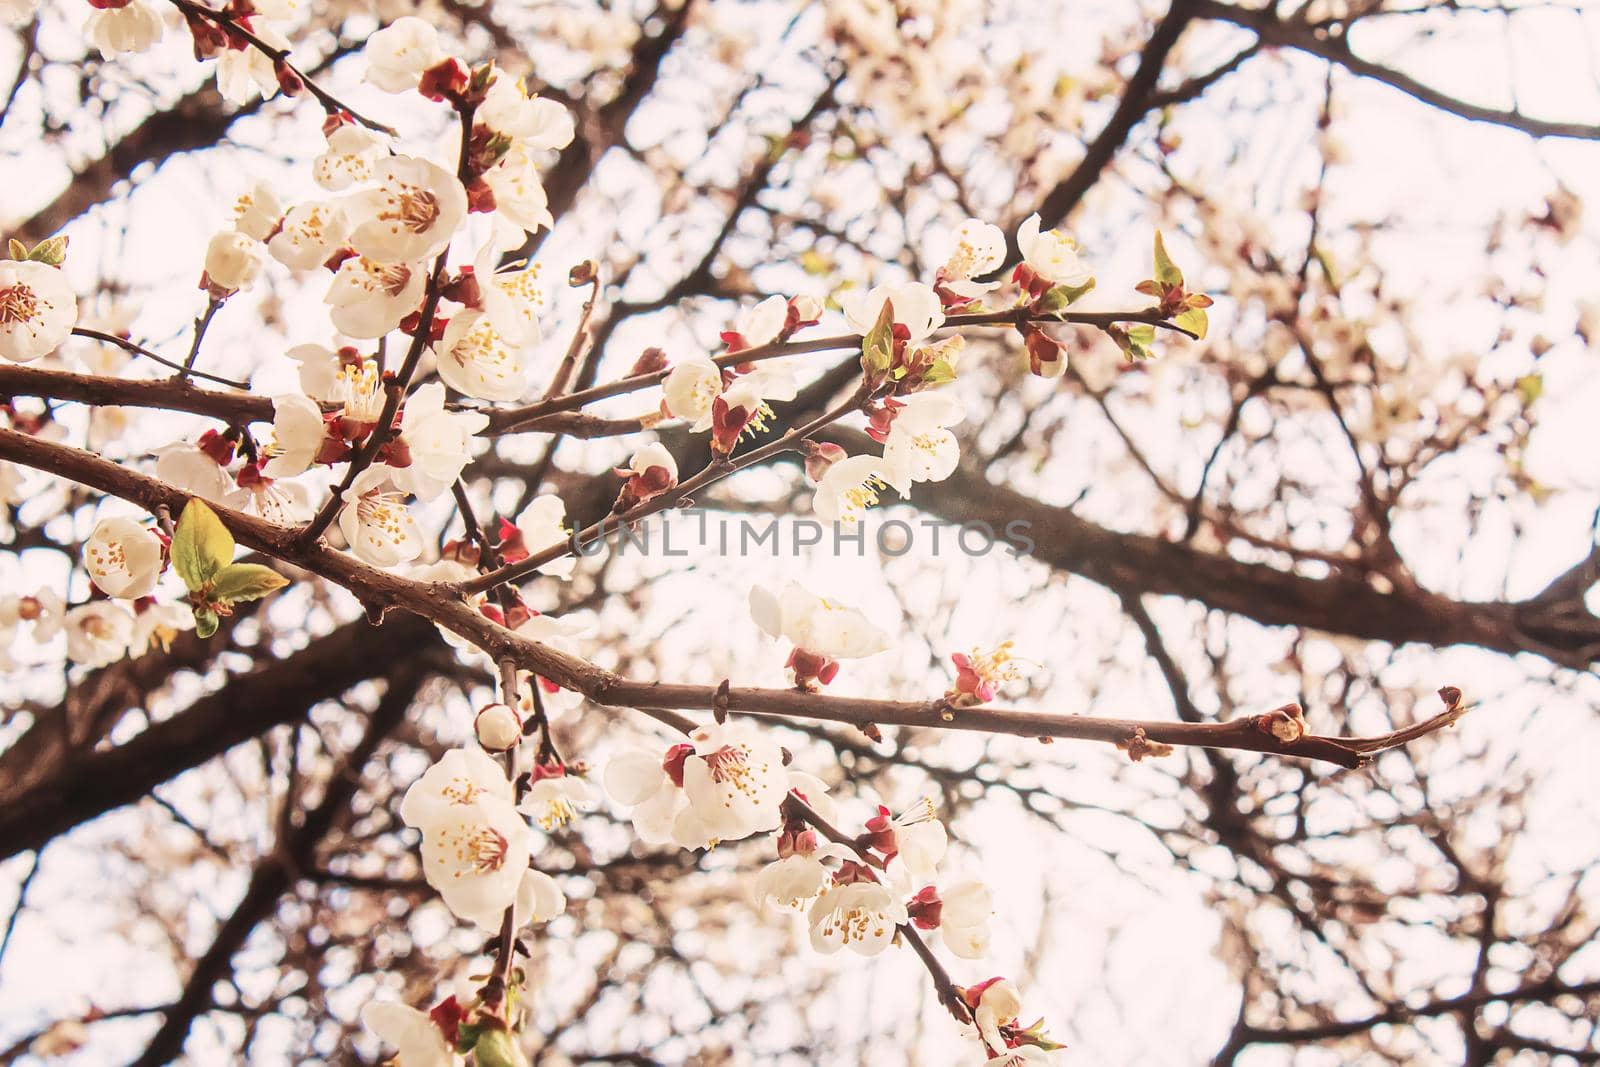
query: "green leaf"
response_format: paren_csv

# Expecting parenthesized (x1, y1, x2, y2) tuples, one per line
(860, 298, 896, 376)
(209, 563, 288, 605)
(922, 357, 958, 388)
(1037, 277, 1096, 313)
(1174, 305, 1209, 340)
(194, 608, 220, 639)
(471, 1027, 530, 1067)
(25, 234, 68, 267)
(1112, 323, 1158, 361)
(1152, 231, 1183, 287)
(7, 239, 25, 261)
(172, 498, 234, 592)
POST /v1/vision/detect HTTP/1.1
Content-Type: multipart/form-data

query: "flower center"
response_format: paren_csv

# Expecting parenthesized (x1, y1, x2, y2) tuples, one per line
(356, 490, 409, 541)
(0, 284, 40, 326)
(818, 900, 889, 946)
(457, 826, 509, 875)
(86, 541, 129, 575)
(532, 795, 578, 832)
(386, 186, 441, 233)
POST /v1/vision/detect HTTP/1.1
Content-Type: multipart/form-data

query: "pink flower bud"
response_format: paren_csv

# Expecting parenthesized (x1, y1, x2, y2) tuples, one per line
(802, 440, 847, 485)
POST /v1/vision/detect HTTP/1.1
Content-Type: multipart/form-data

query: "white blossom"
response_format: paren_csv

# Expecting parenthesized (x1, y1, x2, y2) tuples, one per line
(267, 201, 350, 272)
(227, 471, 316, 524)
(974, 979, 1025, 1055)
(940, 879, 993, 959)
(602, 748, 689, 846)
(731, 295, 788, 348)
(662, 352, 723, 430)
(398, 747, 532, 931)
(64, 601, 134, 667)
(339, 466, 422, 567)
(674, 722, 789, 847)
(519, 773, 595, 832)
(262, 393, 327, 479)
(82, 516, 164, 599)
(433, 311, 531, 402)
(811, 454, 892, 526)
(326, 256, 428, 339)
(0, 589, 64, 644)
(154, 440, 233, 504)
(507, 494, 575, 579)
(83, 0, 164, 59)
(480, 143, 553, 233)
(130, 602, 194, 657)
(313, 124, 384, 191)
(749, 582, 889, 661)
(880, 391, 965, 495)
(479, 76, 575, 151)
(1016, 213, 1091, 287)
(234, 182, 286, 241)
(215, 21, 291, 105)
(839, 281, 945, 343)
(622, 442, 678, 483)
(203, 231, 266, 295)
(349, 156, 467, 265)
(940, 218, 1006, 299)
(359, 1002, 454, 1067)
(389, 383, 488, 501)
(363, 16, 447, 94)
(0, 260, 78, 363)
(808, 881, 906, 956)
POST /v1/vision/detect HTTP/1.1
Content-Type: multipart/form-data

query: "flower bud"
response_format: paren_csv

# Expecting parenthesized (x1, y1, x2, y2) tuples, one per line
(475, 702, 523, 752)
(203, 231, 265, 297)
(802, 440, 847, 485)
(471, 1026, 530, 1067)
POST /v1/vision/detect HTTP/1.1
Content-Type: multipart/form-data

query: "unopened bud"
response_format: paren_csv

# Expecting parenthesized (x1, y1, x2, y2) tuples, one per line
(470, 1026, 530, 1067)
(476, 702, 523, 752)
(568, 260, 598, 287)
(802, 440, 847, 485)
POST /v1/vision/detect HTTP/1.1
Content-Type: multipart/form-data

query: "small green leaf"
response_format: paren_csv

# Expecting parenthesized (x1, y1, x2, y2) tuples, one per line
(1037, 278, 1096, 313)
(1152, 231, 1183, 287)
(209, 563, 289, 605)
(922, 357, 958, 388)
(194, 608, 220, 639)
(172, 498, 235, 592)
(7, 239, 25, 261)
(471, 1027, 529, 1067)
(1112, 323, 1158, 361)
(26, 234, 68, 267)
(860, 298, 896, 376)
(1175, 306, 1208, 340)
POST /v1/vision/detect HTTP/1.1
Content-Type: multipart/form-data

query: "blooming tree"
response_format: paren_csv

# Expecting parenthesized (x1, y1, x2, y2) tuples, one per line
(1, 1, 1598, 1065)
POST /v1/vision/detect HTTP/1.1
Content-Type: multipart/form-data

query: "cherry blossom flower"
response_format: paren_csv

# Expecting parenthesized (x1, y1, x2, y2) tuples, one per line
(233, 182, 286, 241)
(130, 601, 194, 657)
(286, 343, 356, 400)
(879, 391, 965, 494)
(970, 978, 1024, 1055)
(839, 281, 945, 344)
(1016, 213, 1091, 287)
(473, 254, 547, 345)
(937, 218, 1006, 299)
(433, 311, 532, 402)
(262, 393, 330, 479)
(721, 294, 788, 352)
(480, 143, 555, 234)
(203, 231, 266, 295)
(750, 582, 889, 687)
(614, 443, 678, 511)
(811, 454, 892, 526)
(326, 256, 428, 338)
(673, 722, 789, 847)
(754, 853, 836, 916)
(267, 201, 351, 271)
(808, 880, 906, 956)
(474, 702, 522, 752)
(154, 434, 235, 504)
(84, 0, 164, 59)
(949, 641, 1027, 706)
(499, 494, 575, 579)
(313, 124, 384, 191)
(363, 16, 447, 94)
(64, 601, 134, 667)
(939, 878, 994, 959)
(602, 747, 691, 846)
(82, 516, 164, 599)
(399, 747, 532, 931)
(359, 1001, 455, 1067)
(227, 465, 316, 524)
(662, 352, 723, 430)
(0, 588, 64, 644)
(349, 156, 468, 265)
(388, 383, 488, 501)
(339, 467, 422, 567)
(215, 21, 291, 106)
(519, 770, 595, 832)
(0, 260, 78, 363)
(864, 797, 947, 881)
(479, 76, 575, 151)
